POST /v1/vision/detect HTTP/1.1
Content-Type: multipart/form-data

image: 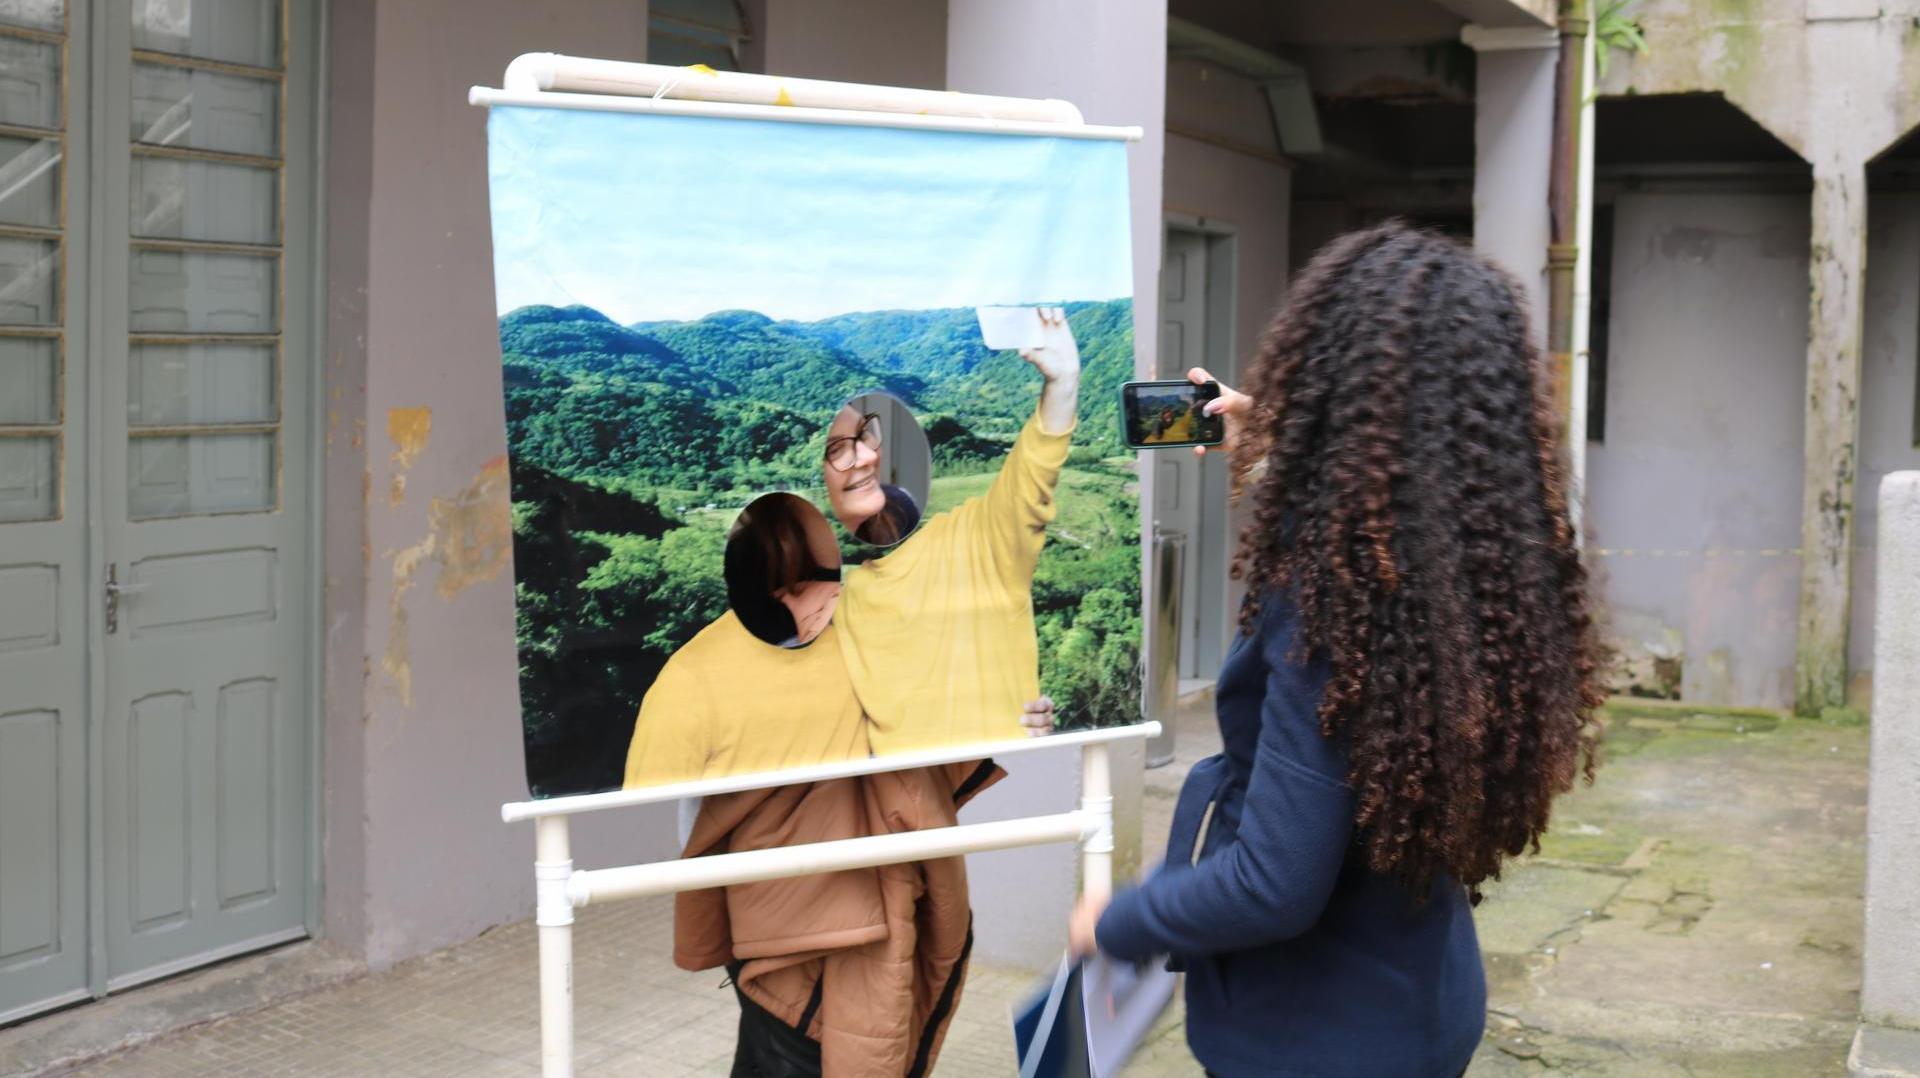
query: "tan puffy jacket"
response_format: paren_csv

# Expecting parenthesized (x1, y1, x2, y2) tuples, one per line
(674, 760, 1002, 1078)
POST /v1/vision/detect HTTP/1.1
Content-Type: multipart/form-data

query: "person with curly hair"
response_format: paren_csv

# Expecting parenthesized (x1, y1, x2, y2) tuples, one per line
(1061, 222, 1606, 1077)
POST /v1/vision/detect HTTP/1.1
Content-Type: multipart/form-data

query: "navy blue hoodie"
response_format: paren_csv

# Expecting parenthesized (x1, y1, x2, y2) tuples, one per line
(1096, 596, 1486, 1078)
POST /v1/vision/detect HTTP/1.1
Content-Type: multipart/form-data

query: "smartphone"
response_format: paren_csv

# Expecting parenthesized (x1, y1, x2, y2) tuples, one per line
(1120, 379, 1225, 449)
(977, 306, 1046, 351)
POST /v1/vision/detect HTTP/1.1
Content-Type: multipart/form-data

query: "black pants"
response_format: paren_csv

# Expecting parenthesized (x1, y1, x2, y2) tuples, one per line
(730, 980, 823, 1078)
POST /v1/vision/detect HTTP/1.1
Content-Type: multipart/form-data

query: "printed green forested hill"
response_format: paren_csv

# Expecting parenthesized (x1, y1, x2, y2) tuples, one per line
(499, 298, 1142, 797)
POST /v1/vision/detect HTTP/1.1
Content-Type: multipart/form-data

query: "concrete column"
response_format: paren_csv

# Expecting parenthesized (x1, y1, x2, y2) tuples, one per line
(1797, 164, 1870, 716)
(1463, 25, 1558, 345)
(946, 0, 1164, 969)
(1852, 471, 1920, 1073)
(1862, 472, 1920, 1007)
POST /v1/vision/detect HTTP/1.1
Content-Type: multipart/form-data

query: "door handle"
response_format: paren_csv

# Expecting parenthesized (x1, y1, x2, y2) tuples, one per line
(104, 563, 149, 635)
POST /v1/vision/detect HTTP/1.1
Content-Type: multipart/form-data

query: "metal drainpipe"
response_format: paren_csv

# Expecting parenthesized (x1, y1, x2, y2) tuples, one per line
(1547, 0, 1590, 449)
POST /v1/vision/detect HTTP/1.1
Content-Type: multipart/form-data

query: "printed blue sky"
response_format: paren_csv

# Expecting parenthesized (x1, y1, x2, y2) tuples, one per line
(486, 105, 1134, 323)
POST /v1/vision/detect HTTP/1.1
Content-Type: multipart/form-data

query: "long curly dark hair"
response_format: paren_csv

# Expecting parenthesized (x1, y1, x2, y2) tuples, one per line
(1231, 221, 1605, 897)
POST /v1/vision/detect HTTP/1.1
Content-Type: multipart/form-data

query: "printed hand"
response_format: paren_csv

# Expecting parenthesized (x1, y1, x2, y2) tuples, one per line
(1020, 696, 1057, 738)
(1069, 891, 1110, 957)
(1187, 366, 1253, 460)
(1019, 307, 1082, 384)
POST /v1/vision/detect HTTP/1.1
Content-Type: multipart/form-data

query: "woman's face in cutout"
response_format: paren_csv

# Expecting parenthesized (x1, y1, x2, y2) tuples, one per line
(823, 404, 886, 534)
(774, 507, 843, 645)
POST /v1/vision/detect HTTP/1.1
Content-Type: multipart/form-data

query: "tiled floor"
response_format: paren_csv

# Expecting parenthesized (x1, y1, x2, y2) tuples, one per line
(56, 894, 1189, 1077)
(31, 699, 1872, 1076)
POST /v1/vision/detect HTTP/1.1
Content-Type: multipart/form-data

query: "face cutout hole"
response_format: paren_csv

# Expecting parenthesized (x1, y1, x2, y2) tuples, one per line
(822, 391, 931, 548)
(724, 492, 843, 647)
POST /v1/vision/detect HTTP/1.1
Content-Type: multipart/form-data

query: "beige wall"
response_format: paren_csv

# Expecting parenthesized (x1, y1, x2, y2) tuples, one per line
(324, 0, 678, 968)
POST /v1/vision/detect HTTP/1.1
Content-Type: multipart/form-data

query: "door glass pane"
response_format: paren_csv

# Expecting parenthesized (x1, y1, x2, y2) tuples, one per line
(0, 136, 60, 227)
(132, 63, 277, 157)
(0, 1, 61, 32)
(135, 0, 278, 69)
(132, 156, 276, 244)
(0, 37, 60, 130)
(0, 335, 55, 422)
(129, 248, 276, 333)
(0, 434, 55, 521)
(128, 432, 274, 518)
(129, 343, 274, 425)
(0, 236, 58, 325)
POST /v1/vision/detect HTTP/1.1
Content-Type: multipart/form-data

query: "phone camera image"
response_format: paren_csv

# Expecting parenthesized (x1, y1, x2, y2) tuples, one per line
(1120, 380, 1224, 449)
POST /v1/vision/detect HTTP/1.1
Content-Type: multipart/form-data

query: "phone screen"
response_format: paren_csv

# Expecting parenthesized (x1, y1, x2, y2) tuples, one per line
(1120, 380, 1225, 449)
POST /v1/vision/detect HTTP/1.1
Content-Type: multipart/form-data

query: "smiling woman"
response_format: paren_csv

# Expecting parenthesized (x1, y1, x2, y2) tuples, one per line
(823, 391, 930, 548)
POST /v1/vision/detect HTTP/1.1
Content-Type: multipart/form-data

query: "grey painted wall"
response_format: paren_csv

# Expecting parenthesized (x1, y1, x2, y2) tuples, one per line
(1585, 191, 1811, 709)
(1162, 53, 1292, 653)
(763, 0, 947, 88)
(1471, 42, 1556, 340)
(323, 0, 680, 969)
(1848, 191, 1920, 703)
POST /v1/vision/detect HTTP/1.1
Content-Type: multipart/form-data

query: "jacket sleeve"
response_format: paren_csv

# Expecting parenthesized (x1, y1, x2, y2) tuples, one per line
(1095, 616, 1353, 961)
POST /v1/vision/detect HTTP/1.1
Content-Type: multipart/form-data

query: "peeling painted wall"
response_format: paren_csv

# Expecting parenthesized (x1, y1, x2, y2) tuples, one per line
(1586, 192, 1811, 708)
(1847, 191, 1920, 703)
(1602, 0, 1920, 164)
(1600, 0, 1920, 710)
(322, 0, 682, 970)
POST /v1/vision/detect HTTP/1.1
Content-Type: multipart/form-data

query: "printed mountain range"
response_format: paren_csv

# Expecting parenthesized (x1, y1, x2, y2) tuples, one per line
(498, 299, 1141, 797)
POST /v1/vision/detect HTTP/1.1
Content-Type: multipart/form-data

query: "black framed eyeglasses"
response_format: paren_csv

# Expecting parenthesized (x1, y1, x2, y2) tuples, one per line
(824, 413, 883, 472)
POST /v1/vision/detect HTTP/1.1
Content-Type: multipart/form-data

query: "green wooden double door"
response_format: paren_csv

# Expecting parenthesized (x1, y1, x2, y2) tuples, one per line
(0, 0, 318, 1024)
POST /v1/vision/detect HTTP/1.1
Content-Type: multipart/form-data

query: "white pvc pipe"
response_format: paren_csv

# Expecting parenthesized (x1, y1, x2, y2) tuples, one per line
(533, 817, 574, 1078)
(1568, 19, 1597, 538)
(501, 53, 1084, 124)
(1080, 744, 1114, 900)
(467, 85, 1141, 143)
(502, 722, 1162, 822)
(572, 812, 1093, 906)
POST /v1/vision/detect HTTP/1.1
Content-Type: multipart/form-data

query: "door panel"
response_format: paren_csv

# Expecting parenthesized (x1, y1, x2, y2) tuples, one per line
(1157, 230, 1206, 678)
(100, 0, 307, 990)
(0, 0, 88, 1024)
(2, 0, 309, 1020)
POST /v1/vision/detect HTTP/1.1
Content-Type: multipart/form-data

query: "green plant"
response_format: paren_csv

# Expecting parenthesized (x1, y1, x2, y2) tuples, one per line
(1594, 0, 1650, 82)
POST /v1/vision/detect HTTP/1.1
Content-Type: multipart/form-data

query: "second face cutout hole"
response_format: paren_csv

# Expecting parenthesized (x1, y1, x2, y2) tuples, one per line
(725, 492, 843, 647)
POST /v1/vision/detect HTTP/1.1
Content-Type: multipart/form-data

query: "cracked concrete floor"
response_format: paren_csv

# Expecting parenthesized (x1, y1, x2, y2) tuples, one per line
(1464, 705, 1870, 1077)
(11, 700, 1867, 1076)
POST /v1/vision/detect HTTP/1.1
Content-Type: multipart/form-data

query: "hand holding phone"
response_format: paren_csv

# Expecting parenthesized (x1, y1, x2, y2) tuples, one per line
(1120, 378, 1225, 449)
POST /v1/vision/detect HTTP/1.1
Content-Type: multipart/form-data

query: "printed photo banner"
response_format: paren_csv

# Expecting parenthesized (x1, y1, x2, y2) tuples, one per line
(485, 104, 1141, 799)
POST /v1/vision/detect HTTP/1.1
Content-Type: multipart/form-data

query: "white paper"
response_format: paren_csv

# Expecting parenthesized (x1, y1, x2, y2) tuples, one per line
(977, 305, 1046, 351)
(1081, 952, 1177, 1077)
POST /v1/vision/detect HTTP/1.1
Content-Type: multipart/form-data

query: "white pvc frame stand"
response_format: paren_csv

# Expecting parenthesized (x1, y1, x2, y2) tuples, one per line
(506, 725, 1156, 1078)
(474, 56, 1151, 1078)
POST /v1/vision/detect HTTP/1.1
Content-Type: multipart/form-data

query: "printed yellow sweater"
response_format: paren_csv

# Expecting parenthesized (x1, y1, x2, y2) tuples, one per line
(838, 412, 1072, 753)
(623, 611, 868, 788)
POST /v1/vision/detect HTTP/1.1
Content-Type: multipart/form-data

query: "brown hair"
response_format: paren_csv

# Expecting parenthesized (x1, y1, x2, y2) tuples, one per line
(1232, 221, 1605, 897)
